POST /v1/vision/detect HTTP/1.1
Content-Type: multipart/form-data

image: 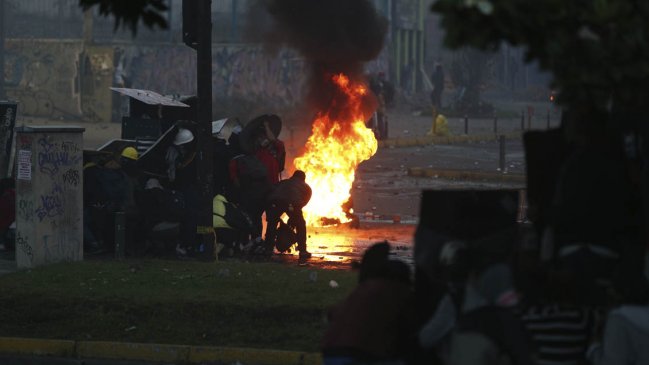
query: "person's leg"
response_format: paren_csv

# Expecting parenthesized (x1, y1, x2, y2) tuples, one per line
(177, 189, 199, 255)
(290, 209, 309, 256)
(240, 194, 262, 240)
(264, 204, 282, 252)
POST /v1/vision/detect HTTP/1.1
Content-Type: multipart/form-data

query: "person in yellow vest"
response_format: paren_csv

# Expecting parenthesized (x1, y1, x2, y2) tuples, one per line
(427, 114, 450, 137)
(212, 194, 255, 257)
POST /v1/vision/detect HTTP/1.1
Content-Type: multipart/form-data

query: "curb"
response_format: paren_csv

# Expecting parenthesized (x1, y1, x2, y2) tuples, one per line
(0, 337, 321, 365)
(356, 214, 418, 225)
(378, 132, 521, 148)
(408, 167, 526, 184)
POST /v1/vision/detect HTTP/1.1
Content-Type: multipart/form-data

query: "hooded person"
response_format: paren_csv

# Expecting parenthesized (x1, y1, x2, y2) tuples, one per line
(264, 170, 312, 261)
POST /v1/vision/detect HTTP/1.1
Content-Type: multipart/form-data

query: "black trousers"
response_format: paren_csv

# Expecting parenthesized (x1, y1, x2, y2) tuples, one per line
(240, 195, 264, 240)
(265, 202, 307, 252)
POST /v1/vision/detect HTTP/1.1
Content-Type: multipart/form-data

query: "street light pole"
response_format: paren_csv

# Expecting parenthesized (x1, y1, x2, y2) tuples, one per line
(0, 0, 6, 100)
(194, 0, 214, 258)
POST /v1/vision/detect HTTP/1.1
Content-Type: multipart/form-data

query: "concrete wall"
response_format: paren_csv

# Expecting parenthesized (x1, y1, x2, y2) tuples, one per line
(4, 39, 395, 122)
(14, 127, 84, 269)
(5, 39, 84, 120)
(123, 44, 308, 107)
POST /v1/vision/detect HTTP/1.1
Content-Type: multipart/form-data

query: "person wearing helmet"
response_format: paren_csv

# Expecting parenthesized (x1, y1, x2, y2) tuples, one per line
(165, 127, 199, 257)
(166, 127, 196, 184)
(87, 146, 141, 254)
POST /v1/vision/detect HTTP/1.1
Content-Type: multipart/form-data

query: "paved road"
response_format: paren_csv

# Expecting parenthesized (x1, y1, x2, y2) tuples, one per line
(351, 138, 526, 217)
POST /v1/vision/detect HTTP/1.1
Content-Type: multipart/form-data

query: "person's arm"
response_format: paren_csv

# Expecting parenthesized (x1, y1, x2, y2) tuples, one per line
(273, 140, 286, 173)
(263, 120, 277, 141)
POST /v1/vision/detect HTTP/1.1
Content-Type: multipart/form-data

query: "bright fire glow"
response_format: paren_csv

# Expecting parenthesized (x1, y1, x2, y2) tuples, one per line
(294, 73, 378, 226)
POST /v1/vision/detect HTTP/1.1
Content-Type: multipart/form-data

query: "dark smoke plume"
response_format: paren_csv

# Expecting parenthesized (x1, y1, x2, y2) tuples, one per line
(247, 0, 388, 116)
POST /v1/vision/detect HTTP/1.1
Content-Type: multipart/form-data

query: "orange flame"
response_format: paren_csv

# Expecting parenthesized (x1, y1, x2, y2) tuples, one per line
(294, 73, 378, 226)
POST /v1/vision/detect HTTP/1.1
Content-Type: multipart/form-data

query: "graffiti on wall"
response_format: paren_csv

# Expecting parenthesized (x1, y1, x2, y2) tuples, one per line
(126, 44, 308, 108)
(5, 40, 83, 119)
(4, 39, 378, 121)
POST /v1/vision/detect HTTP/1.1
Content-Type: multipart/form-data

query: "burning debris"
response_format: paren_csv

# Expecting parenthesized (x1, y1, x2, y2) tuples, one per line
(249, 0, 388, 226)
(294, 74, 377, 225)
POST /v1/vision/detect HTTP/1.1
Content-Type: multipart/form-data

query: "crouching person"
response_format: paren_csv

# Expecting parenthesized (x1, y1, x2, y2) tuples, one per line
(213, 194, 254, 257)
(264, 170, 312, 262)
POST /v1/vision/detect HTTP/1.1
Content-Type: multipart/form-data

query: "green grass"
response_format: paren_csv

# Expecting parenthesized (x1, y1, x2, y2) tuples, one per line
(0, 260, 357, 351)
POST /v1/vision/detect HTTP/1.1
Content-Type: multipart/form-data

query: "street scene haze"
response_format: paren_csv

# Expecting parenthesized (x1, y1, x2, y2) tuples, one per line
(0, 1, 648, 365)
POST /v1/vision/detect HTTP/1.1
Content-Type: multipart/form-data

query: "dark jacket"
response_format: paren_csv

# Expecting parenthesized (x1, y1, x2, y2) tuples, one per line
(95, 167, 133, 210)
(267, 177, 312, 208)
(83, 163, 106, 205)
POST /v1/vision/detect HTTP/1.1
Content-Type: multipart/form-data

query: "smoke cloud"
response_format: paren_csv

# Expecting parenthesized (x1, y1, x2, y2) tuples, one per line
(247, 0, 388, 115)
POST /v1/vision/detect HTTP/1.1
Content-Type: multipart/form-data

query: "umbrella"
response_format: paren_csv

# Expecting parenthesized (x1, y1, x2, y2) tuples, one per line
(239, 114, 282, 153)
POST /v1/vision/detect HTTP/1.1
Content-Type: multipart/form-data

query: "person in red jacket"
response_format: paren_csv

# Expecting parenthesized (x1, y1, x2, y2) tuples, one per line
(253, 115, 285, 185)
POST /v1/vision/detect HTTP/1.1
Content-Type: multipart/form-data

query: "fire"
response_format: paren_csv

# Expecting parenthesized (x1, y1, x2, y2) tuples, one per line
(294, 73, 378, 226)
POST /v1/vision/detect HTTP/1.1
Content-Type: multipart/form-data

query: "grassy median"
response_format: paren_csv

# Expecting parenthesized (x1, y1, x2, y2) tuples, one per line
(0, 260, 357, 352)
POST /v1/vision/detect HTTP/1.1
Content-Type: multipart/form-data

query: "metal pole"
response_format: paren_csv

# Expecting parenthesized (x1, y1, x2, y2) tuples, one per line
(82, 8, 93, 45)
(527, 108, 532, 130)
(464, 114, 468, 135)
(499, 135, 506, 172)
(493, 112, 498, 134)
(547, 108, 551, 129)
(0, 0, 5, 100)
(231, 0, 238, 42)
(520, 110, 525, 131)
(196, 0, 214, 259)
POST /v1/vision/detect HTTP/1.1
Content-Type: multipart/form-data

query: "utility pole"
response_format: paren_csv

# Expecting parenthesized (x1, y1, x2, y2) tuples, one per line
(231, 0, 238, 42)
(0, 0, 6, 100)
(194, 0, 215, 258)
(82, 7, 93, 45)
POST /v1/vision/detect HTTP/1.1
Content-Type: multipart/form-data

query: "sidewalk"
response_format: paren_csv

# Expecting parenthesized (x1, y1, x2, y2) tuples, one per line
(0, 337, 320, 365)
(408, 167, 526, 184)
(378, 131, 521, 149)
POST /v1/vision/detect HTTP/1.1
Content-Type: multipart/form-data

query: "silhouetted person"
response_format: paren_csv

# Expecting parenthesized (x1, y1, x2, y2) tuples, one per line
(322, 242, 415, 364)
(264, 170, 312, 261)
(431, 64, 445, 109)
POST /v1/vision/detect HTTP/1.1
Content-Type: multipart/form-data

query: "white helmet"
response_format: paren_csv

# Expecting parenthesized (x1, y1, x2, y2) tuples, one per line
(173, 128, 194, 145)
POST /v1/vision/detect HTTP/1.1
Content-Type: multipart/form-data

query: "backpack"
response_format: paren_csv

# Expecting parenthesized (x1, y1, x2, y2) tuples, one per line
(237, 155, 267, 181)
(275, 221, 297, 253)
(225, 203, 253, 231)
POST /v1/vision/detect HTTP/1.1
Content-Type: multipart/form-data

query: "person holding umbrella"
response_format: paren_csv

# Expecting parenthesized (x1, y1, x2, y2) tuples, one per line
(240, 114, 286, 185)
